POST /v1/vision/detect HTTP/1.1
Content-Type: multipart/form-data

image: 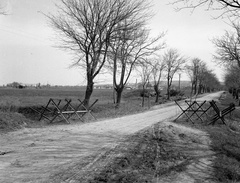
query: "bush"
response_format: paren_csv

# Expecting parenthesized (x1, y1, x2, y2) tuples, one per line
(169, 89, 184, 97)
(140, 89, 155, 97)
(123, 89, 143, 98)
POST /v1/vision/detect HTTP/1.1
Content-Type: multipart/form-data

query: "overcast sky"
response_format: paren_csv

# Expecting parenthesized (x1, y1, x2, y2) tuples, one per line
(0, 0, 228, 86)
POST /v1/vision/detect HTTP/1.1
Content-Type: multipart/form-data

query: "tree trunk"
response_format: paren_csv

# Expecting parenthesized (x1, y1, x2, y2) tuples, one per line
(154, 84, 160, 103)
(84, 78, 94, 108)
(115, 87, 124, 108)
(238, 89, 240, 106)
(167, 84, 170, 100)
(194, 81, 197, 95)
(233, 88, 236, 99)
(142, 85, 145, 107)
(191, 82, 194, 96)
(198, 84, 202, 94)
(236, 89, 239, 100)
(155, 91, 160, 103)
(113, 89, 116, 104)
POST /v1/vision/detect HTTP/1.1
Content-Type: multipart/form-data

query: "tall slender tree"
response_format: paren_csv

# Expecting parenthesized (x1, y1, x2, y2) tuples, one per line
(185, 58, 203, 95)
(151, 56, 165, 103)
(138, 59, 153, 107)
(163, 49, 186, 100)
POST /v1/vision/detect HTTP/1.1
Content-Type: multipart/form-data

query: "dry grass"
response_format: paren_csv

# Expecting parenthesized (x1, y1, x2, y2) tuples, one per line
(174, 92, 240, 182)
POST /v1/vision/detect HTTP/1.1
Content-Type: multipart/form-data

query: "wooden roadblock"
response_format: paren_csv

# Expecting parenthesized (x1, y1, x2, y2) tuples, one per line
(30, 98, 98, 123)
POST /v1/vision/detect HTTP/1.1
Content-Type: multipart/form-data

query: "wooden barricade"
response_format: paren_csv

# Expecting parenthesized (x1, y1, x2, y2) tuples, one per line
(30, 98, 98, 123)
(209, 100, 235, 125)
(174, 100, 211, 123)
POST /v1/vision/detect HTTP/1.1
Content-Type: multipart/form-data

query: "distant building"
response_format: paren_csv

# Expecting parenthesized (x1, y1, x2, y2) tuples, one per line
(93, 84, 113, 89)
(6, 82, 26, 89)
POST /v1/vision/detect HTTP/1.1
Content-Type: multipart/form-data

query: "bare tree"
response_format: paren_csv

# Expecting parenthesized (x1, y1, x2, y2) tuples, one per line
(225, 65, 240, 100)
(196, 62, 207, 94)
(163, 49, 186, 100)
(225, 66, 240, 88)
(171, 0, 240, 18)
(48, 0, 150, 107)
(204, 70, 221, 92)
(151, 56, 165, 103)
(138, 59, 152, 107)
(185, 58, 203, 96)
(107, 23, 164, 107)
(195, 63, 221, 94)
(213, 22, 240, 67)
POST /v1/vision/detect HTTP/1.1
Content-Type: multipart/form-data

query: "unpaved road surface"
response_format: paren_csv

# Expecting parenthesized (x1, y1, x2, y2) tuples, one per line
(0, 92, 223, 183)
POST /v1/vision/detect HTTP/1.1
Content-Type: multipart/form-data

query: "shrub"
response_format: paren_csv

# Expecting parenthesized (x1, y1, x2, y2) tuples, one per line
(169, 89, 184, 97)
(140, 89, 155, 97)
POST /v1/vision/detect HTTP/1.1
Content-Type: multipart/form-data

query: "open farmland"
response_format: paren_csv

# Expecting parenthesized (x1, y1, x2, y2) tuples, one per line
(0, 86, 190, 118)
(0, 87, 106, 108)
(0, 86, 165, 130)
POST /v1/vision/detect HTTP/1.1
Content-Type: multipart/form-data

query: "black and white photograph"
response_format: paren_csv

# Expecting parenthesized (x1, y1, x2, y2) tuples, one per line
(1, 0, 240, 182)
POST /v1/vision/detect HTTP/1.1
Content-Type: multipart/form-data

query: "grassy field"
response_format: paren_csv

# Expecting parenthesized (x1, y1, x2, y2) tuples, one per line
(0, 87, 177, 131)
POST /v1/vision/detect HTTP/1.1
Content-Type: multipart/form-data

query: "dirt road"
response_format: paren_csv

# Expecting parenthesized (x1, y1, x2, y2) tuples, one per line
(0, 92, 223, 183)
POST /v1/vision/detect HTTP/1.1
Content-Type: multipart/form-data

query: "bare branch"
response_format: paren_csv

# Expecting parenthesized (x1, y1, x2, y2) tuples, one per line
(170, 0, 240, 18)
(212, 21, 240, 67)
(163, 48, 187, 99)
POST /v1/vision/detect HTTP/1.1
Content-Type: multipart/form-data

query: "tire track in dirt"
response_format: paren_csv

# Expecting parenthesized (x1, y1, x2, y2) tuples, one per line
(0, 92, 223, 183)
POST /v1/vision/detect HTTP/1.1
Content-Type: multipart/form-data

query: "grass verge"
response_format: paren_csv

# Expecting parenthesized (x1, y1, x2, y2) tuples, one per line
(174, 92, 240, 182)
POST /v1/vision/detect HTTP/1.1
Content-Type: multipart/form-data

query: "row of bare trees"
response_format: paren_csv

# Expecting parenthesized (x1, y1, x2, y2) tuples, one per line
(172, 0, 240, 102)
(186, 58, 221, 96)
(137, 51, 220, 106)
(137, 48, 186, 106)
(225, 66, 240, 98)
(48, 0, 166, 107)
(49, 0, 222, 108)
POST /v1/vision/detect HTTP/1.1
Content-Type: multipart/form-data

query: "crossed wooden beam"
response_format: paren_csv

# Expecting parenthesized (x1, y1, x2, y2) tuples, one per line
(174, 100, 210, 123)
(209, 100, 235, 125)
(30, 98, 98, 124)
(174, 99, 235, 125)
